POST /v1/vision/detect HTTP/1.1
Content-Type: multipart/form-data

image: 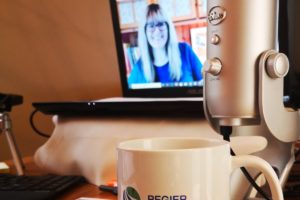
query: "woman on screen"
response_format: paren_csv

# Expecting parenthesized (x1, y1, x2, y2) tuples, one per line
(128, 3, 203, 84)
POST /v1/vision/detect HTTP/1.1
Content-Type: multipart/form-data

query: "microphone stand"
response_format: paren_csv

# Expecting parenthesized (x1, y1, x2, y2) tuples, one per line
(0, 112, 25, 176)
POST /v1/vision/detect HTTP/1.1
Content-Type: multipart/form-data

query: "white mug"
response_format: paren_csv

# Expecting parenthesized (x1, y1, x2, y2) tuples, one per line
(117, 137, 283, 200)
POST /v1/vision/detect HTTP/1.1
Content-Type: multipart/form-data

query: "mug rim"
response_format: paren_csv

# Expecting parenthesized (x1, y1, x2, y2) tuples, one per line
(117, 137, 229, 152)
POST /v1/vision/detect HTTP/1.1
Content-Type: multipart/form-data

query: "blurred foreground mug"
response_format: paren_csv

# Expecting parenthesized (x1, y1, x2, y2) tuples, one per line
(117, 137, 283, 200)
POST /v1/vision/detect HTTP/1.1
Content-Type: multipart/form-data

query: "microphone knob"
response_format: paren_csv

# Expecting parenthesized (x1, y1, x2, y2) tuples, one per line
(211, 34, 221, 45)
(266, 53, 289, 78)
(203, 58, 222, 76)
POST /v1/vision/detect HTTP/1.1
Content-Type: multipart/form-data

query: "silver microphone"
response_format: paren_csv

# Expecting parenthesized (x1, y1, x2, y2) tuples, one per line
(204, 0, 278, 127)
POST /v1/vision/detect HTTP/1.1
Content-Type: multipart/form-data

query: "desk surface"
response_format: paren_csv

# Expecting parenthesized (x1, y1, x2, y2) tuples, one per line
(5, 157, 116, 200)
(5, 152, 300, 200)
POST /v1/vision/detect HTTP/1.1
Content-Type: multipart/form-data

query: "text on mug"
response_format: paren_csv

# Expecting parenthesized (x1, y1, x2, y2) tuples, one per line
(148, 195, 187, 200)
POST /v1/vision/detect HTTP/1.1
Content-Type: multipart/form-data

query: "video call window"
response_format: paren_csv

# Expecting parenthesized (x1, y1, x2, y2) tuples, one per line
(115, 0, 207, 90)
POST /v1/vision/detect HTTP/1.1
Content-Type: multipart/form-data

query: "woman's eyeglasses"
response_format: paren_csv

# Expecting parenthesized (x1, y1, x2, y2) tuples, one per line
(145, 21, 167, 32)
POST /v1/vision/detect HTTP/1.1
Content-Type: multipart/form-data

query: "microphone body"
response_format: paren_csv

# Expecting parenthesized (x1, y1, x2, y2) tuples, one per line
(205, 0, 278, 126)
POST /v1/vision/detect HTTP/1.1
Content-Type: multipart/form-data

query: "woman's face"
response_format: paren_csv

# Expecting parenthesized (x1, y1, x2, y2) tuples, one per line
(145, 14, 168, 49)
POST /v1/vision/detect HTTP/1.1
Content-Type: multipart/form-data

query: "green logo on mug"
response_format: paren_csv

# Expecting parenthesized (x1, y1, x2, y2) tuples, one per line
(123, 186, 141, 200)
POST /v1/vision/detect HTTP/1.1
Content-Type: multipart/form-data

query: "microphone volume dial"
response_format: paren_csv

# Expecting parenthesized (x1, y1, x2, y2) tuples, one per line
(266, 53, 289, 78)
(204, 58, 222, 76)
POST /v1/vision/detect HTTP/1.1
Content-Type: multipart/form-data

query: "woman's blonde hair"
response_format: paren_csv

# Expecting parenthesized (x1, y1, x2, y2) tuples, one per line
(138, 3, 182, 82)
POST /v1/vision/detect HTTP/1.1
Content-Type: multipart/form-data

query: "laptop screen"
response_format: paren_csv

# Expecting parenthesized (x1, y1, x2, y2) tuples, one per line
(109, 0, 207, 97)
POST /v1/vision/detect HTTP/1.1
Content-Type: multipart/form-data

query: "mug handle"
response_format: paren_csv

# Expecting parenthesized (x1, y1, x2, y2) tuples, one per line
(232, 155, 283, 200)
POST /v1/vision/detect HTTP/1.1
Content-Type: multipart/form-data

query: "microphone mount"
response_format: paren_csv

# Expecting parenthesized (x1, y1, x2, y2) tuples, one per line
(0, 93, 23, 112)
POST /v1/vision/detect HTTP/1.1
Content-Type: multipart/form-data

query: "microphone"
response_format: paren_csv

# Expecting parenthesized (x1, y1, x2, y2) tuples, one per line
(203, 2, 300, 197)
(204, 0, 278, 127)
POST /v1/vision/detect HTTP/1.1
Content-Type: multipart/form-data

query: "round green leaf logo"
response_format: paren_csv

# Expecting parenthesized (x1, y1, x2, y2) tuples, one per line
(123, 186, 141, 200)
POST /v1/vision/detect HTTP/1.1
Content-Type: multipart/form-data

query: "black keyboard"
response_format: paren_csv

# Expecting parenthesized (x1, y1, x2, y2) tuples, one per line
(0, 173, 86, 200)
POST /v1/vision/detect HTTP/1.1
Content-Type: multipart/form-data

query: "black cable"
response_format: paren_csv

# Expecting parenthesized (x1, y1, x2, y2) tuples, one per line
(29, 109, 50, 138)
(99, 185, 118, 195)
(220, 126, 271, 200)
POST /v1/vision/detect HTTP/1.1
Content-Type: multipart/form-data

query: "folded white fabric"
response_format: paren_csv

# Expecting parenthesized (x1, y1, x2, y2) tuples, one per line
(34, 116, 219, 185)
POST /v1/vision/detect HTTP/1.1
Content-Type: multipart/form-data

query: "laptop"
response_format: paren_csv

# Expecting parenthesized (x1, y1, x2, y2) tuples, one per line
(33, 0, 207, 117)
